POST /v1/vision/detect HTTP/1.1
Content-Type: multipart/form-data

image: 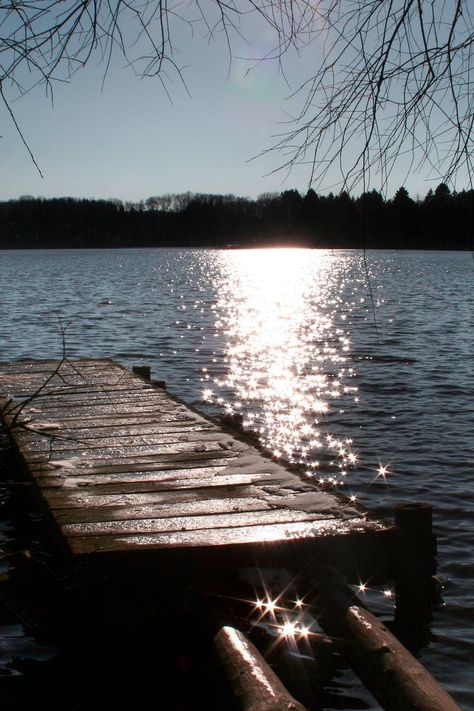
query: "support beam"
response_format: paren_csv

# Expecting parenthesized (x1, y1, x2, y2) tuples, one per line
(311, 569, 462, 711)
(394, 502, 437, 648)
(214, 626, 308, 711)
(132, 365, 151, 381)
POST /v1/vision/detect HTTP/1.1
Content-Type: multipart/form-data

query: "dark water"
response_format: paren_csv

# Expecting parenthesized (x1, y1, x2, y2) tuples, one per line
(0, 247, 472, 709)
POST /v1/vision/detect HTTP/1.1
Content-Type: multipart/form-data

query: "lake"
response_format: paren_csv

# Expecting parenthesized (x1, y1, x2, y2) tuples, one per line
(0, 247, 472, 709)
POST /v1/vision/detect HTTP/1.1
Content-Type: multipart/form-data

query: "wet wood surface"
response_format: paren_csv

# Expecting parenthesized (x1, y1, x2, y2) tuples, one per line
(0, 359, 392, 556)
(215, 626, 308, 711)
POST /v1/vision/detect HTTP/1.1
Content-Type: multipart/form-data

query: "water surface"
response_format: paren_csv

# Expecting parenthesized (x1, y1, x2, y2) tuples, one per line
(0, 247, 472, 709)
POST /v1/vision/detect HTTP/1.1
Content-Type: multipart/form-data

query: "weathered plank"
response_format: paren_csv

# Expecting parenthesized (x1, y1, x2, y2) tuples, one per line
(34, 464, 231, 486)
(41, 486, 259, 511)
(62, 508, 338, 537)
(19, 423, 218, 442)
(30, 457, 239, 476)
(22, 444, 240, 465)
(14, 430, 236, 452)
(8, 390, 172, 407)
(68, 517, 388, 554)
(6, 403, 196, 419)
(53, 496, 272, 524)
(37, 473, 270, 497)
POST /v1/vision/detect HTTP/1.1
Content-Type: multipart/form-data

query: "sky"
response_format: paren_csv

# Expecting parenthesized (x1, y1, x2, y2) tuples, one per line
(0, 5, 445, 203)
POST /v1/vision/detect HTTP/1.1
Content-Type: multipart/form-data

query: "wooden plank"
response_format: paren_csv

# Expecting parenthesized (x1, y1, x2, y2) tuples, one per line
(4, 395, 162, 414)
(19, 422, 218, 439)
(0, 378, 146, 396)
(35, 468, 262, 492)
(0, 373, 161, 392)
(16, 378, 149, 391)
(68, 517, 387, 554)
(34, 465, 232, 488)
(42, 473, 267, 500)
(7, 376, 169, 401)
(41, 486, 259, 511)
(30, 457, 239, 476)
(12, 394, 174, 413)
(14, 426, 233, 450)
(16, 413, 203, 428)
(61, 508, 336, 538)
(13, 401, 208, 419)
(54, 496, 272, 524)
(8, 404, 201, 420)
(22, 442, 241, 464)
(33, 460, 229, 478)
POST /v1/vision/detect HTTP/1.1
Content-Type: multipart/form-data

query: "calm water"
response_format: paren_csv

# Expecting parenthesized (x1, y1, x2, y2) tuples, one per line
(0, 248, 472, 709)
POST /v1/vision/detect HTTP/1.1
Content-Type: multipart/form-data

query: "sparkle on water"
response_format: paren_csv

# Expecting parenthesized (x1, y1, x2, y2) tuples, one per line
(199, 248, 368, 487)
(244, 572, 397, 651)
(251, 590, 316, 645)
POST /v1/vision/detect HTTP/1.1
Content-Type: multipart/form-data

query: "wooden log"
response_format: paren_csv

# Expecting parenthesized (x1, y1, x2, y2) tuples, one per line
(311, 569, 463, 711)
(214, 626, 307, 711)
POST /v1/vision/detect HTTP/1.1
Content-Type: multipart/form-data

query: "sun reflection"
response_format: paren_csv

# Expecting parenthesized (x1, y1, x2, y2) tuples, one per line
(251, 591, 315, 646)
(264, 599, 278, 614)
(376, 462, 392, 480)
(203, 248, 363, 485)
(280, 620, 298, 637)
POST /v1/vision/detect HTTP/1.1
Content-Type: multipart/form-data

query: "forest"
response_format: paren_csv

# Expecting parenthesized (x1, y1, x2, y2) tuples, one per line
(0, 184, 471, 250)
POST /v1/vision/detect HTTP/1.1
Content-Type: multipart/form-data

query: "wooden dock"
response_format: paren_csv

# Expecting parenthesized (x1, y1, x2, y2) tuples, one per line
(1, 359, 463, 711)
(0, 358, 394, 573)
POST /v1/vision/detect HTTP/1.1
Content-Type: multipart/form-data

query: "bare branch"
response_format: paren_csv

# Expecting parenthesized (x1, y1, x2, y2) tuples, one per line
(1, 1, 472, 188)
(267, 0, 474, 191)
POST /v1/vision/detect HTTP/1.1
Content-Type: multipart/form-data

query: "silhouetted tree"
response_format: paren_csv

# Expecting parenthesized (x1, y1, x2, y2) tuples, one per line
(279, 190, 302, 234)
(355, 190, 386, 246)
(390, 187, 417, 248)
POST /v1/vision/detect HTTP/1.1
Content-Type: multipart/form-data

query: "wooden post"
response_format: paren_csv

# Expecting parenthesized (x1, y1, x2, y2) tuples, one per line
(152, 379, 167, 390)
(214, 626, 308, 711)
(132, 365, 151, 381)
(310, 569, 462, 711)
(394, 502, 437, 649)
(394, 502, 436, 591)
(220, 413, 244, 432)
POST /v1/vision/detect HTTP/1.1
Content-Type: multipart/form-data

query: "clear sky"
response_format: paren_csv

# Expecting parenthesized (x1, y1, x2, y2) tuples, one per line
(0, 8, 441, 203)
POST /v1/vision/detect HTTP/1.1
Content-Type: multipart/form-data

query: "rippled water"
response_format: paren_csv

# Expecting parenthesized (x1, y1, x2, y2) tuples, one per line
(0, 247, 472, 709)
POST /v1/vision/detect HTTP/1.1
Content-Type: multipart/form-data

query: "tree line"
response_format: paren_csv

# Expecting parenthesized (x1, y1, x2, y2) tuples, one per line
(0, 184, 471, 250)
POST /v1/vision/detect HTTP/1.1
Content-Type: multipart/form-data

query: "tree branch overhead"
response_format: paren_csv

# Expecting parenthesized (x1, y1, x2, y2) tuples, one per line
(1, 0, 473, 189)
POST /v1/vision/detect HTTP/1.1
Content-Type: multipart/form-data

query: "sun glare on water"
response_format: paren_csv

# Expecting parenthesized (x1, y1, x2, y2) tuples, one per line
(201, 248, 362, 484)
